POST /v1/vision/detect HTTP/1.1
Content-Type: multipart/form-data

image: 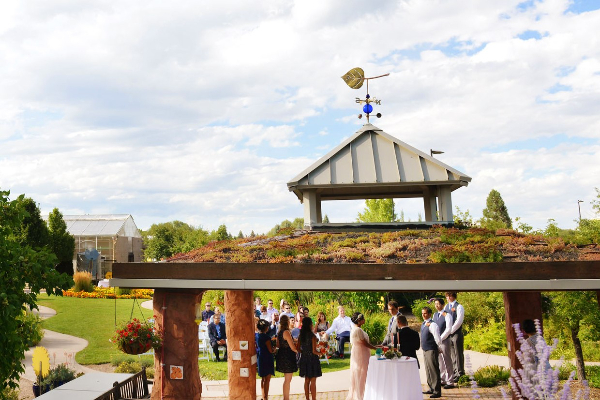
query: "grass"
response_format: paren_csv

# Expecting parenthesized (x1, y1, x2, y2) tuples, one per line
(37, 295, 150, 365)
(36, 295, 352, 381)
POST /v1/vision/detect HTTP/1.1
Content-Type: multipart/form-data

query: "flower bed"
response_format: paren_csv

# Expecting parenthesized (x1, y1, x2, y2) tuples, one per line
(62, 287, 154, 299)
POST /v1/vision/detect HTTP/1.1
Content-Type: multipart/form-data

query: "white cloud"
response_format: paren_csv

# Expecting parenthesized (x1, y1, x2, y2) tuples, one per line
(0, 0, 599, 235)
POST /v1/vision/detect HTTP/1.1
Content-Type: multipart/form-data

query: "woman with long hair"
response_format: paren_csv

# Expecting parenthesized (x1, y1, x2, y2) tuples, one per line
(345, 312, 381, 400)
(256, 319, 275, 400)
(297, 317, 322, 400)
(275, 315, 298, 400)
(313, 311, 329, 334)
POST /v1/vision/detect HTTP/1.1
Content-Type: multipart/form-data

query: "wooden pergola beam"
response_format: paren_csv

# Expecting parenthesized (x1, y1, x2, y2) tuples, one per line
(113, 260, 600, 282)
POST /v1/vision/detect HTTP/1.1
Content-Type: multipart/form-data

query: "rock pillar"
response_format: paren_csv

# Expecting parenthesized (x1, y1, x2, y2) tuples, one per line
(225, 290, 257, 400)
(151, 289, 205, 400)
(503, 291, 543, 369)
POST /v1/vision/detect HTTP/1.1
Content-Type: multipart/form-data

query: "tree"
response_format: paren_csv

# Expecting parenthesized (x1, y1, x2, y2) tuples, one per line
(480, 189, 512, 229)
(357, 199, 397, 222)
(213, 224, 231, 241)
(47, 208, 75, 275)
(547, 291, 600, 381)
(322, 215, 330, 223)
(0, 190, 73, 392)
(237, 230, 244, 239)
(142, 221, 208, 260)
(14, 197, 49, 248)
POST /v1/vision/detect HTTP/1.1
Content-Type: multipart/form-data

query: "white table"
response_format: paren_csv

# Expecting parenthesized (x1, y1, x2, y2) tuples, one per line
(36, 373, 133, 399)
(97, 279, 110, 288)
(363, 356, 423, 400)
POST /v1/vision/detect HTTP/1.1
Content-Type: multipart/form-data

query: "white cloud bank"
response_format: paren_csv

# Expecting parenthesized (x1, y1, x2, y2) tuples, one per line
(0, 0, 599, 234)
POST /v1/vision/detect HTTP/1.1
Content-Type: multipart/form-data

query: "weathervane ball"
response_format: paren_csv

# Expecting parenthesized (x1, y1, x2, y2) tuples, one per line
(363, 104, 373, 114)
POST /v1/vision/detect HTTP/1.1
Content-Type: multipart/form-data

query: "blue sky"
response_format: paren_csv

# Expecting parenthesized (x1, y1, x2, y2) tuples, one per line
(1, 0, 599, 235)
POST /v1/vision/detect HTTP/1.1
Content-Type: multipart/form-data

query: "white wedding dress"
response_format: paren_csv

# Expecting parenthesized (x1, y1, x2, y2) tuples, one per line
(345, 325, 371, 400)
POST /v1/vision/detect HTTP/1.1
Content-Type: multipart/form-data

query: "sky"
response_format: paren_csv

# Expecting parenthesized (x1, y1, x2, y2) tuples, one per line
(1, 0, 599, 235)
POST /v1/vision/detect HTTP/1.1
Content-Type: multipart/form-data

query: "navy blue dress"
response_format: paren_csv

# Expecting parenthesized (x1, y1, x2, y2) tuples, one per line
(256, 332, 275, 377)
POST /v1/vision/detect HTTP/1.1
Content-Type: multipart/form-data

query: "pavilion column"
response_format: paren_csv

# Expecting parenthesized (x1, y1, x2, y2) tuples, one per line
(152, 289, 205, 400)
(423, 187, 438, 222)
(438, 187, 453, 222)
(316, 194, 322, 223)
(303, 191, 318, 228)
(503, 292, 543, 372)
(225, 290, 257, 400)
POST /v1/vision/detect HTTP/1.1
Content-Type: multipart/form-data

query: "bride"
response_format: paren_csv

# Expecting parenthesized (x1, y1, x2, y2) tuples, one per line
(345, 312, 381, 400)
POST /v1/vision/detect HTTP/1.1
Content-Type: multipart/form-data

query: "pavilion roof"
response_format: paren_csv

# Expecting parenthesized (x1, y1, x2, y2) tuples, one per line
(287, 123, 472, 201)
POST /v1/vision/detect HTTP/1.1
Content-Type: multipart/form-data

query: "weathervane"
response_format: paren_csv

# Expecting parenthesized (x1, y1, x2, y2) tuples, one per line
(341, 67, 390, 123)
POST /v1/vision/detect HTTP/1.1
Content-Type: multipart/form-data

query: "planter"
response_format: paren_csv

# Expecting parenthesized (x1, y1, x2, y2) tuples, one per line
(121, 341, 152, 355)
(32, 383, 50, 397)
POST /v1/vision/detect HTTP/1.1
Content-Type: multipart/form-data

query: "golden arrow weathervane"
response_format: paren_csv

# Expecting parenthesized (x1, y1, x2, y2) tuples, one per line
(341, 67, 389, 123)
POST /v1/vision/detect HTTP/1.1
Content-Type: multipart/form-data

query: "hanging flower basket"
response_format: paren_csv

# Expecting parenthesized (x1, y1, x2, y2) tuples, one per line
(113, 318, 162, 355)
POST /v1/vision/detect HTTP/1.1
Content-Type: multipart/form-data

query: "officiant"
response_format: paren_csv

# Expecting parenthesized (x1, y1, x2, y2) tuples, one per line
(391, 315, 420, 367)
(381, 300, 403, 347)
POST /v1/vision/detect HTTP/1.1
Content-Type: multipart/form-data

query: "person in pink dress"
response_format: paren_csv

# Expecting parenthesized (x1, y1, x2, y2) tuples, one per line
(345, 312, 381, 400)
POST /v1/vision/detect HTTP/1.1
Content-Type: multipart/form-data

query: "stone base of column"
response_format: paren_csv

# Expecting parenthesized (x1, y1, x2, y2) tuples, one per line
(151, 289, 205, 400)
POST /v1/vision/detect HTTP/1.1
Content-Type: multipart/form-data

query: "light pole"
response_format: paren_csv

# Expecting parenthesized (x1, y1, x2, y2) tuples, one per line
(577, 200, 584, 221)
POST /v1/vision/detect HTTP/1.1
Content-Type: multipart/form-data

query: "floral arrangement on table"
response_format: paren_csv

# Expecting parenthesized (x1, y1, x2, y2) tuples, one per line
(113, 318, 162, 355)
(383, 349, 403, 360)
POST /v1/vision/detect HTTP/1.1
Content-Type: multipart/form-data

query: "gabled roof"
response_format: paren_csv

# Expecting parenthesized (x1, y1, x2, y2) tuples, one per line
(287, 123, 471, 201)
(62, 214, 141, 238)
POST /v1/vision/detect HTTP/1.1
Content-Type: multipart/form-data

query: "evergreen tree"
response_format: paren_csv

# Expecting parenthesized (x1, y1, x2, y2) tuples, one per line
(250, 230, 256, 237)
(480, 189, 512, 229)
(214, 224, 231, 241)
(237, 230, 244, 239)
(48, 208, 75, 275)
(15, 197, 49, 248)
(357, 199, 397, 222)
(322, 214, 330, 223)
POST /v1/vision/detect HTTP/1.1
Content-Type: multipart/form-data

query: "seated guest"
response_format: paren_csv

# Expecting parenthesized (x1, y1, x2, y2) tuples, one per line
(202, 302, 215, 322)
(325, 306, 353, 358)
(279, 299, 287, 314)
(392, 315, 420, 367)
(268, 311, 280, 337)
(260, 305, 272, 322)
(208, 314, 227, 362)
(209, 308, 226, 325)
(266, 299, 277, 317)
(314, 311, 329, 334)
(295, 306, 305, 328)
(281, 303, 294, 319)
(290, 316, 300, 340)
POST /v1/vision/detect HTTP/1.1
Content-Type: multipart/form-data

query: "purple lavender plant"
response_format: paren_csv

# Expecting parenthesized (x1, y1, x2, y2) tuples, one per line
(467, 320, 589, 399)
(508, 320, 587, 400)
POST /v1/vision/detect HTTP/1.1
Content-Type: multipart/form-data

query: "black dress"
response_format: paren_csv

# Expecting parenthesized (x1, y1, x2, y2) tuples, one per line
(275, 330, 298, 373)
(297, 334, 322, 378)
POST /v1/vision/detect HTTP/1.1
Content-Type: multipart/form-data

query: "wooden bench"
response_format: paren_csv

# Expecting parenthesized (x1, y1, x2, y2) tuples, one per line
(94, 367, 150, 400)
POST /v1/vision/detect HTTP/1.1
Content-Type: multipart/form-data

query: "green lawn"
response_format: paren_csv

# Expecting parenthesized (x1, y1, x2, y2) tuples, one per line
(38, 295, 150, 364)
(37, 296, 351, 380)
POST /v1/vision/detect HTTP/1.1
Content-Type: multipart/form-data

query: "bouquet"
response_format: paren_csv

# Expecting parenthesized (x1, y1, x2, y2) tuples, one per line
(315, 341, 329, 356)
(113, 318, 162, 355)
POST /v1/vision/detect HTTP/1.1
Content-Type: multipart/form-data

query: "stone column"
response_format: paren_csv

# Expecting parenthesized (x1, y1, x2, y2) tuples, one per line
(437, 187, 453, 222)
(225, 290, 257, 400)
(152, 289, 205, 400)
(503, 292, 543, 370)
(423, 187, 438, 222)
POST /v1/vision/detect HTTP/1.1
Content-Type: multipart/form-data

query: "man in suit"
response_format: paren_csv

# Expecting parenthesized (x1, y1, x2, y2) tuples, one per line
(445, 292, 465, 382)
(201, 302, 215, 322)
(434, 298, 455, 388)
(392, 315, 420, 366)
(208, 313, 227, 362)
(381, 300, 403, 347)
(421, 307, 442, 398)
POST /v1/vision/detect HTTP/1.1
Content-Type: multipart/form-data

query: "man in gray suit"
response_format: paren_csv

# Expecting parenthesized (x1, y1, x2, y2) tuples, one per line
(381, 300, 403, 347)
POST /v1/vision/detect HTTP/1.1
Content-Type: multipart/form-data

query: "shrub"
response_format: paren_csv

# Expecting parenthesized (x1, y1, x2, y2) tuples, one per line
(114, 360, 155, 379)
(73, 271, 93, 292)
(18, 311, 44, 347)
(464, 321, 507, 355)
(0, 388, 19, 400)
(472, 365, 510, 387)
(361, 312, 389, 344)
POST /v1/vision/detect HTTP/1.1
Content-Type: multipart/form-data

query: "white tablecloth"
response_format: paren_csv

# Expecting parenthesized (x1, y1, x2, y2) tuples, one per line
(363, 356, 422, 400)
(98, 279, 110, 288)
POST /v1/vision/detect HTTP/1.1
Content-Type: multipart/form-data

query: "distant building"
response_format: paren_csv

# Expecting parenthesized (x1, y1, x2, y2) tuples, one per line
(63, 214, 143, 279)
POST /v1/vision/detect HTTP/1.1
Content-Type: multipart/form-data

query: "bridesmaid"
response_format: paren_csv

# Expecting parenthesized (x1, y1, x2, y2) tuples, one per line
(345, 312, 381, 400)
(275, 315, 298, 400)
(256, 319, 275, 400)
